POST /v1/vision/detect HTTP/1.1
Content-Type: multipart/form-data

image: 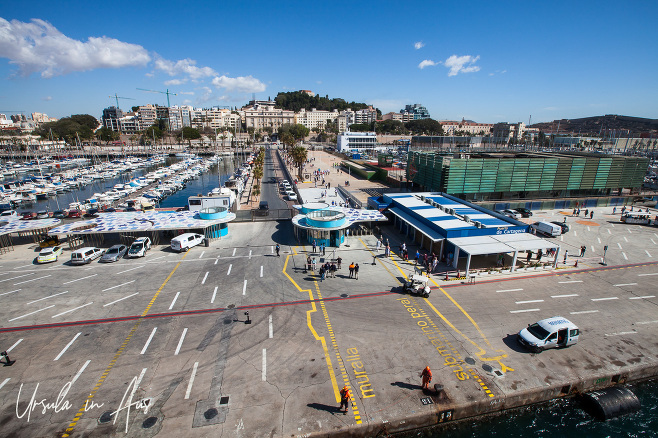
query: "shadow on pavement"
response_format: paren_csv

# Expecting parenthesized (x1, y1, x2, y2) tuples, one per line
(307, 403, 342, 414)
(391, 381, 423, 391)
(502, 334, 532, 353)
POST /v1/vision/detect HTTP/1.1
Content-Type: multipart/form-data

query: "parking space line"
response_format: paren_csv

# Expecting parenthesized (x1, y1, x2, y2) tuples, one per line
(591, 245, 595, 253)
(558, 280, 582, 284)
(0, 378, 9, 391)
(552, 294, 579, 298)
(646, 250, 652, 257)
(605, 331, 637, 337)
(623, 236, 628, 242)
(6, 338, 22, 352)
(199, 251, 205, 259)
(227, 264, 232, 275)
(638, 273, 658, 276)
(652, 239, 657, 245)
(169, 292, 180, 310)
(587, 226, 591, 232)
(611, 223, 615, 228)
(54, 332, 81, 361)
(574, 231, 578, 237)
(201, 272, 209, 284)
(211, 286, 218, 304)
(592, 297, 618, 301)
(622, 252, 628, 260)
(628, 229, 632, 234)
(243, 279, 247, 295)
(102, 280, 135, 292)
(232, 248, 236, 256)
(115, 265, 144, 275)
(214, 259, 218, 265)
(27, 290, 69, 304)
(71, 360, 91, 385)
(0, 288, 21, 297)
(614, 283, 637, 287)
(184, 362, 198, 399)
(637, 320, 658, 325)
(608, 229, 612, 234)
(63, 274, 96, 285)
(617, 242, 623, 249)
(496, 288, 523, 293)
(249, 250, 252, 259)
(570, 310, 599, 315)
(260, 266, 263, 277)
(262, 348, 267, 381)
(629, 295, 655, 300)
(140, 327, 157, 354)
(148, 255, 165, 262)
(103, 292, 139, 307)
(9, 305, 54, 322)
(175, 328, 187, 355)
(510, 308, 540, 313)
(598, 237, 601, 244)
(269, 314, 273, 338)
(0, 273, 33, 283)
(271, 246, 273, 254)
(515, 300, 544, 304)
(52, 302, 93, 318)
(15, 274, 51, 285)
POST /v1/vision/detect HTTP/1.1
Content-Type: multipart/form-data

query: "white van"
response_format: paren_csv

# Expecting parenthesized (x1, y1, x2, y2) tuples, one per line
(70, 247, 104, 265)
(171, 233, 204, 252)
(517, 316, 579, 353)
(531, 221, 562, 237)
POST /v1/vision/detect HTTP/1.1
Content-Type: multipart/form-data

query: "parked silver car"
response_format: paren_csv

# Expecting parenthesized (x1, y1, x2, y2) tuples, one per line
(100, 244, 128, 262)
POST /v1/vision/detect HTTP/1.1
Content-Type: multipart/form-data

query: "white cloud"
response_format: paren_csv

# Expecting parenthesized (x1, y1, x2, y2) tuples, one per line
(154, 57, 217, 80)
(179, 91, 195, 95)
(444, 55, 480, 77)
(414, 41, 425, 50)
(0, 18, 150, 77)
(211, 75, 266, 93)
(42, 96, 52, 101)
(164, 78, 187, 86)
(418, 59, 438, 69)
(316, 80, 322, 85)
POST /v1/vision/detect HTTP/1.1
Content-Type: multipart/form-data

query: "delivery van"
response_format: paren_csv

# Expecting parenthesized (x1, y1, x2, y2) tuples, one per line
(517, 316, 579, 353)
(530, 221, 562, 237)
(70, 247, 104, 265)
(170, 233, 204, 252)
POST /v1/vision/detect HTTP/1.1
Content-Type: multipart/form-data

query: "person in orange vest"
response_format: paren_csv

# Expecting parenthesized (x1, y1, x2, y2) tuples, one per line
(421, 366, 432, 389)
(339, 385, 351, 413)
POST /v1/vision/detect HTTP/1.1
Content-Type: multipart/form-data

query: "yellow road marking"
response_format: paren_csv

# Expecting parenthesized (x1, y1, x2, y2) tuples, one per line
(61, 251, 190, 437)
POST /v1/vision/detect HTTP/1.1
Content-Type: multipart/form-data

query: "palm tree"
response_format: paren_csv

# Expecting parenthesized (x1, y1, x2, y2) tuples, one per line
(291, 146, 308, 180)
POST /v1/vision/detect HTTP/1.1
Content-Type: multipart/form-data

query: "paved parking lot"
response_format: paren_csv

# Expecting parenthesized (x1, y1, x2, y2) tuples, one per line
(0, 209, 656, 437)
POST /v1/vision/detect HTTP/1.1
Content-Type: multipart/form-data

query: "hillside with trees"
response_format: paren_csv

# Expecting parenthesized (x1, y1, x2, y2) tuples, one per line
(34, 114, 100, 143)
(530, 115, 658, 137)
(274, 91, 379, 115)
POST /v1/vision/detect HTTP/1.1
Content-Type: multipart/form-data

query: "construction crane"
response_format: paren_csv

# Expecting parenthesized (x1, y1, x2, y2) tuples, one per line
(136, 88, 177, 107)
(108, 93, 135, 110)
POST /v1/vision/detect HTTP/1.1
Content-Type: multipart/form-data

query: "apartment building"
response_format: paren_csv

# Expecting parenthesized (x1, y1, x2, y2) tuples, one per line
(382, 112, 415, 122)
(401, 104, 431, 120)
(354, 106, 377, 125)
(242, 103, 294, 131)
(440, 120, 493, 136)
(492, 122, 526, 143)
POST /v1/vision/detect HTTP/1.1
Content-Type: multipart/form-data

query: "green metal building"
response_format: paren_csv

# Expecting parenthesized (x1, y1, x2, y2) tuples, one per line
(407, 151, 649, 202)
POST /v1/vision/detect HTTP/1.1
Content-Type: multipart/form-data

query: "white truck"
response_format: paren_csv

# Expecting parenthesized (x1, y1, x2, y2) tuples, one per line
(517, 316, 580, 353)
(530, 221, 562, 237)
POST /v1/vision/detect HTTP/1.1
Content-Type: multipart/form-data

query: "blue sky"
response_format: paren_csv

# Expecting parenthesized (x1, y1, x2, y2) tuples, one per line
(1, 1, 657, 124)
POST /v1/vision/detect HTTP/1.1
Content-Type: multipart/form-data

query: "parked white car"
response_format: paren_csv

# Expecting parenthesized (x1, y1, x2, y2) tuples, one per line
(171, 233, 204, 252)
(126, 237, 152, 258)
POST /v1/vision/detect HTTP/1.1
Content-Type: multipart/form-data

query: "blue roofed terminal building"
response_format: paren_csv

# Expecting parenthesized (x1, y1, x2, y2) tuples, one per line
(370, 192, 561, 276)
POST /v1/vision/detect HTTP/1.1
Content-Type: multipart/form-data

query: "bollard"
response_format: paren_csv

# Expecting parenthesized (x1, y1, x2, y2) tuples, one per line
(445, 272, 449, 281)
(574, 260, 578, 268)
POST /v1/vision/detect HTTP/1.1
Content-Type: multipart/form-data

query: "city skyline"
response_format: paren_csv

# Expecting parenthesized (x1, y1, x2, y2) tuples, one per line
(1, 1, 657, 124)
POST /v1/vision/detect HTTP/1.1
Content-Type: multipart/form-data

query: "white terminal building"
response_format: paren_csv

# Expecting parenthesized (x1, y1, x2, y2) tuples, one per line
(337, 131, 384, 153)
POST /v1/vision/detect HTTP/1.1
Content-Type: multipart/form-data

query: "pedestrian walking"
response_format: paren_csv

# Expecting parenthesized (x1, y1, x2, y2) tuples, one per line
(590, 211, 594, 219)
(354, 263, 359, 280)
(312, 240, 317, 253)
(312, 258, 317, 272)
(319, 266, 325, 282)
(307, 256, 312, 272)
(339, 386, 351, 413)
(580, 245, 586, 257)
(421, 366, 432, 389)
(563, 216, 567, 224)
(322, 244, 326, 256)
(349, 262, 355, 278)
(613, 207, 617, 214)
(537, 249, 543, 262)
(376, 238, 381, 251)
(563, 250, 568, 264)
(337, 256, 342, 269)
(527, 251, 532, 263)
(330, 263, 337, 278)
(585, 208, 589, 217)
(275, 244, 280, 257)
(415, 250, 420, 264)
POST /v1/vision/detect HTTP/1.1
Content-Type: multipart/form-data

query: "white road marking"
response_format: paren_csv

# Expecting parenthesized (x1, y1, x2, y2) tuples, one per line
(26, 290, 69, 304)
(574, 231, 578, 237)
(211, 286, 218, 304)
(201, 272, 209, 284)
(655, 233, 658, 239)
(52, 302, 93, 318)
(63, 274, 96, 285)
(560, 235, 564, 242)
(175, 328, 188, 355)
(214, 259, 218, 265)
(628, 228, 632, 234)
(496, 288, 523, 293)
(651, 239, 657, 245)
(148, 255, 165, 262)
(103, 292, 139, 307)
(243, 279, 247, 295)
(605, 331, 637, 337)
(232, 248, 236, 256)
(14, 274, 51, 285)
(185, 362, 198, 399)
(623, 236, 628, 242)
(617, 242, 623, 249)
(260, 266, 263, 278)
(592, 297, 619, 301)
(0, 273, 34, 283)
(510, 308, 540, 314)
(6, 338, 23, 352)
(102, 280, 135, 292)
(262, 349, 267, 381)
(0, 288, 21, 297)
(558, 280, 582, 284)
(9, 305, 55, 322)
(271, 246, 274, 254)
(0, 378, 10, 391)
(570, 310, 599, 315)
(614, 283, 637, 287)
(269, 314, 273, 339)
(591, 245, 595, 253)
(71, 360, 91, 386)
(199, 251, 205, 259)
(227, 264, 232, 275)
(515, 300, 544, 304)
(629, 295, 655, 300)
(587, 226, 590, 232)
(622, 252, 628, 260)
(597, 237, 601, 244)
(54, 332, 81, 361)
(140, 327, 157, 354)
(638, 273, 658, 276)
(646, 250, 652, 257)
(607, 229, 611, 234)
(637, 320, 658, 325)
(249, 250, 252, 259)
(611, 223, 615, 228)
(115, 265, 145, 275)
(552, 294, 579, 298)
(169, 292, 180, 310)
